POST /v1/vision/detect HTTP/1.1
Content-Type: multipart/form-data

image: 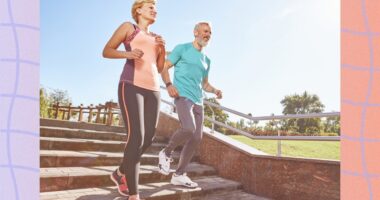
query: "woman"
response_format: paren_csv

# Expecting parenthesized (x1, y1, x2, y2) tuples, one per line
(102, 0, 165, 199)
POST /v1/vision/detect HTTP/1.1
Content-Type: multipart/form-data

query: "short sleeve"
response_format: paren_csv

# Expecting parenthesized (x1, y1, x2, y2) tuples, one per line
(167, 44, 184, 65)
(204, 58, 211, 78)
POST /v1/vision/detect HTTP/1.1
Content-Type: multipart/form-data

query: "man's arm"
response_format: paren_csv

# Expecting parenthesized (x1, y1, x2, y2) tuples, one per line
(161, 60, 173, 85)
(203, 77, 222, 99)
(161, 60, 179, 98)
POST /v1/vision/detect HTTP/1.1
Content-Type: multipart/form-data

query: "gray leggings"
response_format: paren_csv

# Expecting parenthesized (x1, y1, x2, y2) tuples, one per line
(164, 97, 204, 175)
(118, 82, 160, 195)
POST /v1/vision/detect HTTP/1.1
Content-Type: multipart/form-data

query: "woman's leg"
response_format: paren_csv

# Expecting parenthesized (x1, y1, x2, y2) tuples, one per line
(118, 82, 145, 195)
(140, 90, 160, 156)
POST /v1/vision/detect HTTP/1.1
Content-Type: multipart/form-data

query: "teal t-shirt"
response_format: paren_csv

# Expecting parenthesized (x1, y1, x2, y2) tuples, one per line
(168, 42, 211, 105)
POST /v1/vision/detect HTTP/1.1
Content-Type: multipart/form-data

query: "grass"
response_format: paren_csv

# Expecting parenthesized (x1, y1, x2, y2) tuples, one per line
(229, 135, 340, 160)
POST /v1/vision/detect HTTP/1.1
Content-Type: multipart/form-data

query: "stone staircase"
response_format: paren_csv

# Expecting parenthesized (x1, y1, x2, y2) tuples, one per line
(40, 119, 270, 200)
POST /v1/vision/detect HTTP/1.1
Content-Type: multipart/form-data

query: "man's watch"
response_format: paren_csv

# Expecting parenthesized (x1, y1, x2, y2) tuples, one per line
(165, 82, 172, 87)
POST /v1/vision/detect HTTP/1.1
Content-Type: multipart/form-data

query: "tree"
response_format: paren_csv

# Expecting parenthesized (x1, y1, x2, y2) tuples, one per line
(49, 88, 72, 106)
(280, 91, 325, 135)
(236, 119, 246, 130)
(40, 88, 50, 118)
(263, 113, 279, 132)
(39, 87, 72, 119)
(323, 116, 340, 135)
(203, 98, 229, 133)
(246, 113, 259, 128)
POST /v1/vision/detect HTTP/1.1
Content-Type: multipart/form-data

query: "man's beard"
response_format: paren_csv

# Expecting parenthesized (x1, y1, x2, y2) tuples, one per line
(196, 37, 208, 47)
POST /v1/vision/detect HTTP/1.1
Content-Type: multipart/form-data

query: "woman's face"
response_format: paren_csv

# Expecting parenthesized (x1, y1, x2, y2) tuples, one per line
(138, 3, 157, 23)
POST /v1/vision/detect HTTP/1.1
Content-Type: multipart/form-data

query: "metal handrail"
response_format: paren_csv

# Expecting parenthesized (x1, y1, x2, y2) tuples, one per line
(205, 104, 215, 133)
(204, 100, 339, 120)
(159, 85, 340, 157)
(205, 116, 339, 141)
(160, 87, 339, 121)
(203, 92, 215, 133)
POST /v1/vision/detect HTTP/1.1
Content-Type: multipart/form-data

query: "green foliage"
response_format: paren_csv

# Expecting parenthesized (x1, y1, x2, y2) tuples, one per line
(323, 116, 340, 135)
(49, 88, 72, 106)
(40, 86, 72, 118)
(207, 91, 338, 137)
(203, 98, 229, 133)
(40, 88, 50, 118)
(280, 91, 325, 134)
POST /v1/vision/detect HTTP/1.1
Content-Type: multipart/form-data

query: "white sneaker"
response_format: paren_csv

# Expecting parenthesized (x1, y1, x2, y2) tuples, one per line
(170, 173, 198, 188)
(158, 149, 172, 175)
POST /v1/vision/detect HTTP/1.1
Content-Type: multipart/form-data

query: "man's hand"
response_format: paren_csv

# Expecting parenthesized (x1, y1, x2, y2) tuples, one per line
(167, 85, 179, 98)
(214, 89, 223, 99)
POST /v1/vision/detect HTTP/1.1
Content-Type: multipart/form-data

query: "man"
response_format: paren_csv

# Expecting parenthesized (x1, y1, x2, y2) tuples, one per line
(158, 22, 222, 188)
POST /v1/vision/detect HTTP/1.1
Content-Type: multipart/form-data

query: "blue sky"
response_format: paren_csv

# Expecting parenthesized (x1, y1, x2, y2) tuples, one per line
(41, 0, 339, 117)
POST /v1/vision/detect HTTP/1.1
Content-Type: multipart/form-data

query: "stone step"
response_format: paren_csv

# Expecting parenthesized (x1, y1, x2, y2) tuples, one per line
(40, 176, 242, 200)
(40, 137, 166, 153)
(40, 126, 169, 143)
(40, 150, 200, 168)
(41, 126, 126, 141)
(40, 163, 216, 192)
(192, 190, 272, 200)
(40, 118, 126, 133)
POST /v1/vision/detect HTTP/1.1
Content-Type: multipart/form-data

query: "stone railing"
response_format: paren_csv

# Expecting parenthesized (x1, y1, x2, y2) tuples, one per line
(156, 112, 340, 200)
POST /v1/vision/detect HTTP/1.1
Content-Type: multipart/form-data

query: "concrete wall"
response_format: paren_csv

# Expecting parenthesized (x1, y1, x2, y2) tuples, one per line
(156, 112, 340, 200)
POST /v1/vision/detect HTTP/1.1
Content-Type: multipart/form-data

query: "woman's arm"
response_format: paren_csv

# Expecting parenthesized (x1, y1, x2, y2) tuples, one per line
(102, 22, 143, 59)
(156, 46, 166, 73)
(155, 35, 166, 73)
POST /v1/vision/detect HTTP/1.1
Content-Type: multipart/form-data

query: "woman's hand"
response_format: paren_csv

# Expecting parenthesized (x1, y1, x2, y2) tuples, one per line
(127, 49, 144, 59)
(155, 35, 165, 48)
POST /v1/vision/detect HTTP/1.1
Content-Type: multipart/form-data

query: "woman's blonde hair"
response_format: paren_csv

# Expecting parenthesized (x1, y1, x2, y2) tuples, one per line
(131, 0, 156, 23)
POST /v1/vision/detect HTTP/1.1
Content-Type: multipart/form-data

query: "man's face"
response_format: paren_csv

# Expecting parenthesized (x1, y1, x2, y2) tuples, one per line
(195, 24, 212, 47)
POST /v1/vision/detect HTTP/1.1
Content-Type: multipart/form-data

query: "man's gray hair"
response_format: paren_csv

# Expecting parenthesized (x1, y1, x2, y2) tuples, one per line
(194, 22, 211, 31)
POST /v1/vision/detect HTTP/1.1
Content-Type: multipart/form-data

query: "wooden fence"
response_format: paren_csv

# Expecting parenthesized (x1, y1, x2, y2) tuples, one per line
(49, 101, 123, 126)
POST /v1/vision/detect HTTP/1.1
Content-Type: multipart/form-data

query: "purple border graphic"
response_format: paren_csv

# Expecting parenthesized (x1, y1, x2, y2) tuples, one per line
(341, 0, 380, 200)
(0, 0, 39, 199)
(0, 0, 378, 199)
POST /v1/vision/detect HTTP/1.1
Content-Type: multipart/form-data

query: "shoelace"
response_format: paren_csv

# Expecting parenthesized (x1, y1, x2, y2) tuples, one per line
(167, 157, 174, 162)
(181, 174, 196, 184)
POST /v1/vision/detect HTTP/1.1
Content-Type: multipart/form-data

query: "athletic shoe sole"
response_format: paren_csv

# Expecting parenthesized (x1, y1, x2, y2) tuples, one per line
(170, 180, 198, 188)
(110, 174, 129, 197)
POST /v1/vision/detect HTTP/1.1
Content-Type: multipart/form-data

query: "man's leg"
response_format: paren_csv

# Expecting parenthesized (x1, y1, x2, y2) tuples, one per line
(158, 97, 195, 175)
(170, 103, 203, 188)
(175, 103, 204, 175)
(164, 97, 196, 155)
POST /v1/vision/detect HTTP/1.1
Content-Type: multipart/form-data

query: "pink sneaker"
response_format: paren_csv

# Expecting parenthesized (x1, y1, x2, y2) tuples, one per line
(110, 169, 129, 196)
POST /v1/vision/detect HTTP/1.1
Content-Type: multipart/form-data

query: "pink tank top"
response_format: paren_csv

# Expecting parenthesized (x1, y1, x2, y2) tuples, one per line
(120, 24, 160, 91)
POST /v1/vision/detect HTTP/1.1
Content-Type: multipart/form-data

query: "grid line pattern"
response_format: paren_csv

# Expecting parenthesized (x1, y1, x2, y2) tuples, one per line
(342, 0, 380, 199)
(0, 0, 379, 199)
(0, 0, 39, 199)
